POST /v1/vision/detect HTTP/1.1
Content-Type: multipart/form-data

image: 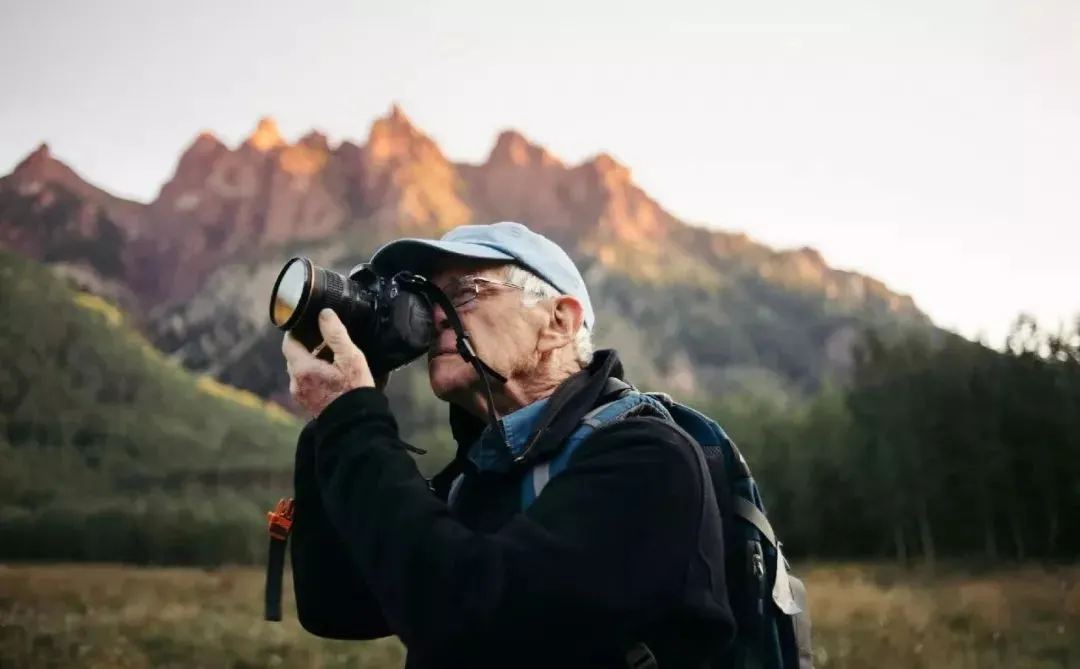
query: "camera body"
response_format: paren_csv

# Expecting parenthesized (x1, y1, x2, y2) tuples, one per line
(269, 257, 436, 378)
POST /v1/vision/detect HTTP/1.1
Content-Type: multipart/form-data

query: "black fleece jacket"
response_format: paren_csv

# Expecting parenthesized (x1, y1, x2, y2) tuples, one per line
(289, 350, 735, 668)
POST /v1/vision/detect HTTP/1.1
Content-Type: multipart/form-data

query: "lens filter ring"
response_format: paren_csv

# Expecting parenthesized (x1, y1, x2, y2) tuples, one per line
(269, 257, 313, 330)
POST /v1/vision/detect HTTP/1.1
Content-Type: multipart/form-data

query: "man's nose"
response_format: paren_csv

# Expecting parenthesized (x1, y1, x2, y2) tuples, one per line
(432, 302, 451, 333)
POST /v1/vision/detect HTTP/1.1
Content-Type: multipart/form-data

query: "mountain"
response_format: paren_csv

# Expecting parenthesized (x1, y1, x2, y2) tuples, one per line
(0, 105, 931, 427)
(0, 144, 147, 317)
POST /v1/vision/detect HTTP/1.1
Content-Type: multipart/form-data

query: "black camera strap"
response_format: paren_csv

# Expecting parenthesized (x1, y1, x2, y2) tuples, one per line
(414, 279, 511, 451)
(408, 277, 506, 383)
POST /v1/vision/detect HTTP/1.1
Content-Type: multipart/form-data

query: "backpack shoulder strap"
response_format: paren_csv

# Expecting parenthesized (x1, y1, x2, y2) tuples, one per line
(522, 391, 815, 668)
(522, 390, 671, 508)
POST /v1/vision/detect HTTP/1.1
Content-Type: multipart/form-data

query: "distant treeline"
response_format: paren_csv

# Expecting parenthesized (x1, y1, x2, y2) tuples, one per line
(1, 510, 242, 565)
(713, 313, 1080, 566)
(0, 488, 284, 565)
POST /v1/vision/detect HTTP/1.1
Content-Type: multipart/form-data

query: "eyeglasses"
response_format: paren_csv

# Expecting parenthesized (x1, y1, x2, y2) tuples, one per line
(442, 275, 525, 310)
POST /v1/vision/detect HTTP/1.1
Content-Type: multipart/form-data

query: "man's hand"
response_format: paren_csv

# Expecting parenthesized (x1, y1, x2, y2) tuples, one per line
(283, 308, 378, 417)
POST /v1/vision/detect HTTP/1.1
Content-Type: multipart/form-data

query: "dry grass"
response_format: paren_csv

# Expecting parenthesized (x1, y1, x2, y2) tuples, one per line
(797, 562, 1080, 668)
(1, 562, 1078, 668)
(0, 564, 404, 669)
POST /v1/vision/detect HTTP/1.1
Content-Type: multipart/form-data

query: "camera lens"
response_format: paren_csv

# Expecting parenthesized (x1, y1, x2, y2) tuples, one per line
(271, 258, 310, 328)
(268, 256, 436, 375)
(270, 256, 373, 357)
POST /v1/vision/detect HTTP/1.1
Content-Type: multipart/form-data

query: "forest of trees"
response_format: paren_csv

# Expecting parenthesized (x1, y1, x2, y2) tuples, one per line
(711, 313, 1080, 567)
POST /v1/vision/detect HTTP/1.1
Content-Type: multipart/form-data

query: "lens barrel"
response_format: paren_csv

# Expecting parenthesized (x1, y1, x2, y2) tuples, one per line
(269, 257, 374, 359)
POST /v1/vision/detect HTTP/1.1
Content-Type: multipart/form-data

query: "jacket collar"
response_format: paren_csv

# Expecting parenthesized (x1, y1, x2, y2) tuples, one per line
(464, 396, 552, 472)
(445, 349, 629, 474)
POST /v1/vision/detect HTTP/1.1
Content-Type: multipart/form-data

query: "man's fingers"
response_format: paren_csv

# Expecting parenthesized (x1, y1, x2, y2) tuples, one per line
(282, 332, 312, 364)
(317, 309, 376, 386)
(318, 309, 355, 358)
(283, 331, 337, 381)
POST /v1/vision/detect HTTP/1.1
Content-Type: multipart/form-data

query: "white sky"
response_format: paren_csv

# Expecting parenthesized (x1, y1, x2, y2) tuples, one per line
(2, 0, 1077, 347)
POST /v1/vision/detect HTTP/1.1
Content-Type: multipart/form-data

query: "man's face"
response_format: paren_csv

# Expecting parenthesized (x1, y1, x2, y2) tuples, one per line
(426, 259, 543, 403)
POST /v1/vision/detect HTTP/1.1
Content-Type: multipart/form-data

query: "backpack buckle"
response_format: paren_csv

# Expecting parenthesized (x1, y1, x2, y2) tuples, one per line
(265, 497, 295, 622)
(267, 497, 295, 541)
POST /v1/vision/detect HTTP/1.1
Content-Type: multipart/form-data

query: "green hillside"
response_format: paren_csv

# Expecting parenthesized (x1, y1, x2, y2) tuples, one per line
(0, 248, 302, 564)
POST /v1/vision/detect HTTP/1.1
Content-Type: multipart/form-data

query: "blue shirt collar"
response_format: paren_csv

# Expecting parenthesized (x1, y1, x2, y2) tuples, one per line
(466, 396, 551, 472)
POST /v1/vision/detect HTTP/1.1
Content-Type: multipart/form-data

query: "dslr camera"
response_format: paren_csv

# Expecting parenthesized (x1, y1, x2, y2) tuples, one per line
(268, 257, 437, 378)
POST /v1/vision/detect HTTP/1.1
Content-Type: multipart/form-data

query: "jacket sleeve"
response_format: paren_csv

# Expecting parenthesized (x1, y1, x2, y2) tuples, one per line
(289, 420, 392, 640)
(309, 387, 734, 662)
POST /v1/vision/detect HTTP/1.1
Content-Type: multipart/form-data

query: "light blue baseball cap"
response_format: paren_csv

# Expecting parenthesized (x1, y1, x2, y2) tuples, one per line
(367, 221, 595, 329)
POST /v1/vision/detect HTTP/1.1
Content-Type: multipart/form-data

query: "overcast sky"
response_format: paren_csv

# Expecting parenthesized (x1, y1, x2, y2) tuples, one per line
(2, 0, 1077, 347)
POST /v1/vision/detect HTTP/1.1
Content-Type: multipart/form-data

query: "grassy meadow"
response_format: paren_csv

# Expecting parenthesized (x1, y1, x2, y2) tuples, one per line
(1, 562, 1077, 668)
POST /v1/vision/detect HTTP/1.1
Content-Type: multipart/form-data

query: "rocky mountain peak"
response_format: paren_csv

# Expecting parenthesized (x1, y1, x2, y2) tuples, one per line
(193, 130, 224, 147)
(2, 142, 144, 232)
(8, 142, 73, 191)
(792, 245, 826, 265)
(14, 143, 53, 173)
(299, 130, 330, 151)
(487, 130, 561, 169)
(0, 146, 137, 288)
(246, 117, 286, 152)
(368, 104, 421, 146)
(328, 104, 471, 236)
(388, 103, 410, 124)
(129, 117, 353, 303)
(587, 152, 631, 185)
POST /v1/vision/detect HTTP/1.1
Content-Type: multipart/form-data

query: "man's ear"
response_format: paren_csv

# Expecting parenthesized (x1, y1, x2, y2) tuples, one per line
(536, 296, 584, 355)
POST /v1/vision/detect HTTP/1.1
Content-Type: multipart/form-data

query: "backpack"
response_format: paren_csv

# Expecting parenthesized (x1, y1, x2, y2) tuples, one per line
(520, 384, 815, 669)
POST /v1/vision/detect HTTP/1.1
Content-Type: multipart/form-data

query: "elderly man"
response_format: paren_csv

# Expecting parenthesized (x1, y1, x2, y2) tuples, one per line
(281, 221, 736, 669)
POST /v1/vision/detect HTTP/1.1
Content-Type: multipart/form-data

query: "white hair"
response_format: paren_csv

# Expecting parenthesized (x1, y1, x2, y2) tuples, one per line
(503, 264, 595, 367)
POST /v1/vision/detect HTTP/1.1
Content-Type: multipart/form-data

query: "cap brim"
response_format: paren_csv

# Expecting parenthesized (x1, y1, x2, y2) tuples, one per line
(367, 238, 516, 278)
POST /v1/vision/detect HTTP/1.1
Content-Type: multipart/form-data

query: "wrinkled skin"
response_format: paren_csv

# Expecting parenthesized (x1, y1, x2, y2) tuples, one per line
(425, 258, 585, 420)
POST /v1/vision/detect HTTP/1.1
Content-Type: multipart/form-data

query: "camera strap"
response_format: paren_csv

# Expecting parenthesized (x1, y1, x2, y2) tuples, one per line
(413, 279, 511, 450)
